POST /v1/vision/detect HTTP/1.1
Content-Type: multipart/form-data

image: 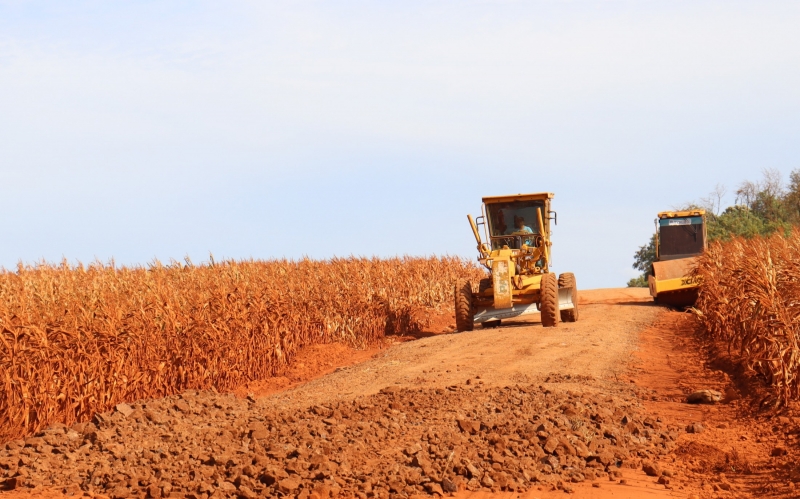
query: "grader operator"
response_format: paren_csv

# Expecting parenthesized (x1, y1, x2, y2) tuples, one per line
(454, 192, 578, 332)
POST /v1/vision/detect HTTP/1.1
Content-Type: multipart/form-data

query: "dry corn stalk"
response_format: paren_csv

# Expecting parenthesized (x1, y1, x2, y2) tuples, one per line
(0, 256, 484, 442)
(694, 230, 800, 405)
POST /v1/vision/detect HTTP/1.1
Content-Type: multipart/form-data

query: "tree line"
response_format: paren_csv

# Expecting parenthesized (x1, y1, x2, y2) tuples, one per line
(628, 168, 800, 287)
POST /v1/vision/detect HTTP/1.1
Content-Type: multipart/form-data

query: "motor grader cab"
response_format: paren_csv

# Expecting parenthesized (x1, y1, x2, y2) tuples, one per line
(454, 192, 578, 331)
(648, 209, 706, 306)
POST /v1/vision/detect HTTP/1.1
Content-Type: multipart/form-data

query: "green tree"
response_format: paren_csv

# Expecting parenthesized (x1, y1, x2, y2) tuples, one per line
(785, 169, 800, 223)
(627, 234, 656, 287)
(707, 205, 789, 241)
(628, 168, 800, 286)
(707, 168, 797, 241)
(633, 233, 657, 272)
(626, 275, 648, 288)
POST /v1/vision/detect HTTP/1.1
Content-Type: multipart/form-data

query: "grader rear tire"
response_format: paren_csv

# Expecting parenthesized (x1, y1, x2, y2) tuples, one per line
(539, 273, 560, 328)
(454, 279, 474, 332)
(478, 278, 492, 294)
(558, 272, 579, 322)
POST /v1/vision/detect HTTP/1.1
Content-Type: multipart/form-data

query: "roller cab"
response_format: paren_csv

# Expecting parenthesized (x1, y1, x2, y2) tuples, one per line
(648, 210, 706, 306)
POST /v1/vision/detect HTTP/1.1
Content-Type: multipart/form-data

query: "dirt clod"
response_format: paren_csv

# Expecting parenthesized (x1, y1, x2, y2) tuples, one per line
(642, 461, 661, 477)
(6, 385, 670, 498)
(114, 403, 134, 418)
(686, 422, 705, 434)
(771, 446, 788, 457)
(441, 478, 457, 493)
(686, 389, 722, 404)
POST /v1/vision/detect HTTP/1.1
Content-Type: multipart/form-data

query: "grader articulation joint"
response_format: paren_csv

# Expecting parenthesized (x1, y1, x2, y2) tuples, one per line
(454, 192, 578, 332)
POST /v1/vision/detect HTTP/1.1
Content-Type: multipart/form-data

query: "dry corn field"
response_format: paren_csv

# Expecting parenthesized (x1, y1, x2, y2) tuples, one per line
(695, 229, 800, 405)
(0, 256, 484, 442)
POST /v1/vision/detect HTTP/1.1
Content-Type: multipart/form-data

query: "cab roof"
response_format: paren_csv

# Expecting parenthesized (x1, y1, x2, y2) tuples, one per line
(658, 209, 706, 219)
(482, 192, 554, 204)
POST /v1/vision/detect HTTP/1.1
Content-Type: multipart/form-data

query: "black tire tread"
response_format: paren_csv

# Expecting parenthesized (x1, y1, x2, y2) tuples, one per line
(454, 279, 474, 332)
(558, 272, 579, 322)
(540, 273, 559, 328)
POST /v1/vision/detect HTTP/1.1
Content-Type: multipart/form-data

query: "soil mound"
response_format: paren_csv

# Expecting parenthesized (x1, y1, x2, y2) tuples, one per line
(1, 384, 678, 498)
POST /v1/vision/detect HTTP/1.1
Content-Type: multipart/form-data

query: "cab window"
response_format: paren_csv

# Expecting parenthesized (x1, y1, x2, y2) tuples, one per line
(659, 217, 704, 258)
(485, 200, 544, 250)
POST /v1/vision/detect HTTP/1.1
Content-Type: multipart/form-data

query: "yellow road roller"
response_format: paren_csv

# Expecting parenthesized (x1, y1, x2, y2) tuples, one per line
(648, 209, 707, 306)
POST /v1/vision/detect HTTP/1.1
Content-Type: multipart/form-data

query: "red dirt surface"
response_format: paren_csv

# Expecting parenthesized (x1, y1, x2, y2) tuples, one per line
(4, 288, 800, 499)
(234, 288, 652, 402)
(578, 288, 654, 305)
(233, 343, 383, 400)
(232, 305, 460, 400)
(628, 310, 800, 499)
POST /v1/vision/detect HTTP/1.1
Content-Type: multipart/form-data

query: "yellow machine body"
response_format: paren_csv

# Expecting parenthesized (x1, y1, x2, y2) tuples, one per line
(648, 209, 706, 306)
(464, 192, 575, 324)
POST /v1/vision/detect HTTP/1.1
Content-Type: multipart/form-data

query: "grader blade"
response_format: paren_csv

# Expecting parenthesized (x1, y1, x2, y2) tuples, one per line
(558, 286, 575, 310)
(473, 302, 541, 323)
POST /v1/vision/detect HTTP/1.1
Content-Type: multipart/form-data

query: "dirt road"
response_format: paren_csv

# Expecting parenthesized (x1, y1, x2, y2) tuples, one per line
(263, 289, 659, 410)
(3, 288, 799, 499)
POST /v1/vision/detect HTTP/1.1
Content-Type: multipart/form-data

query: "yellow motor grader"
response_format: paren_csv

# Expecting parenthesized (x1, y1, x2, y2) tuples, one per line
(454, 192, 578, 331)
(648, 209, 707, 306)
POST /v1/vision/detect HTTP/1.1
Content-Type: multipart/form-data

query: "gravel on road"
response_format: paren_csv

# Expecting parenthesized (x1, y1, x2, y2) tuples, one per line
(1, 382, 678, 499)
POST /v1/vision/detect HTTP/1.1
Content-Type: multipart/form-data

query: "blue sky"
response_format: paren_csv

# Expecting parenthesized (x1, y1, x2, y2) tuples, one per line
(1, 1, 799, 288)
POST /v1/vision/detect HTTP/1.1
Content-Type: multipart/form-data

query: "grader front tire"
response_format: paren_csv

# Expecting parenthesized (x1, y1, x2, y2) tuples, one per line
(454, 280, 474, 332)
(540, 273, 560, 328)
(558, 272, 579, 322)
